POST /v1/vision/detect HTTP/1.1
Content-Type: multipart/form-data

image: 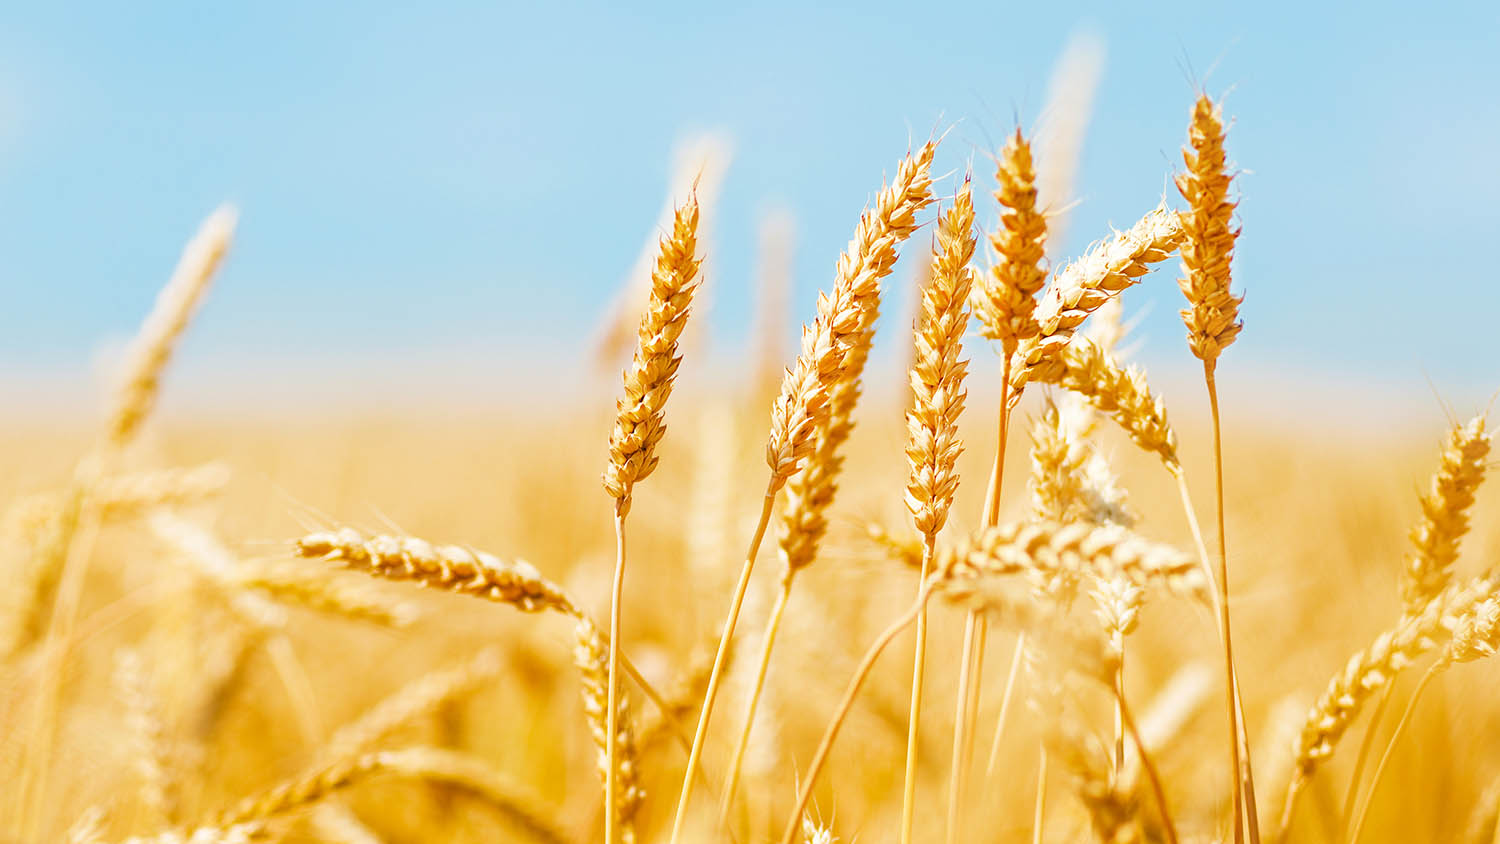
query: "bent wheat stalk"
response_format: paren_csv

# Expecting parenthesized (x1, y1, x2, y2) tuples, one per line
(667, 141, 936, 844)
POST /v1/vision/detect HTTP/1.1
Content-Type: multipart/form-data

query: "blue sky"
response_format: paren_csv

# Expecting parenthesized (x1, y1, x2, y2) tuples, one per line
(2, 1, 1498, 407)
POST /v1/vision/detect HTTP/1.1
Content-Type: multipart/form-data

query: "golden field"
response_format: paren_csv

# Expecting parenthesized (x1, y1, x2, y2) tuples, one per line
(3, 97, 1499, 844)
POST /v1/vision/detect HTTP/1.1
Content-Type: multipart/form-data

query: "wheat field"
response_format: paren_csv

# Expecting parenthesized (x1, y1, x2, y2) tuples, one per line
(2, 87, 1499, 844)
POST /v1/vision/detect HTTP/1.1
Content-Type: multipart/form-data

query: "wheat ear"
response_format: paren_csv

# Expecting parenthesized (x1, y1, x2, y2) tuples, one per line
(1349, 597, 1500, 843)
(669, 141, 936, 844)
(294, 529, 576, 615)
(115, 649, 179, 828)
(1341, 413, 1492, 828)
(1008, 205, 1182, 399)
(1279, 573, 1497, 836)
(1403, 414, 1492, 611)
(106, 206, 238, 450)
(897, 178, 977, 844)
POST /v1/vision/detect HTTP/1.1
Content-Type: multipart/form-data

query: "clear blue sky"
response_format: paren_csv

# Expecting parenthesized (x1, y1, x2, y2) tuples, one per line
(2, 1, 1497, 405)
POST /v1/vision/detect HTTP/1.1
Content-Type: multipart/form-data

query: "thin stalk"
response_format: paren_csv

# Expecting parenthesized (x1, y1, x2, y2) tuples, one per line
(953, 362, 1012, 842)
(605, 506, 627, 844)
(1114, 642, 1126, 774)
(1119, 689, 1179, 844)
(718, 568, 797, 826)
(1278, 776, 1306, 843)
(948, 612, 981, 844)
(899, 536, 937, 844)
(668, 485, 778, 844)
(1205, 365, 1250, 844)
(1031, 746, 1048, 844)
(778, 593, 927, 844)
(984, 632, 1027, 774)
(1338, 685, 1396, 837)
(1348, 665, 1439, 844)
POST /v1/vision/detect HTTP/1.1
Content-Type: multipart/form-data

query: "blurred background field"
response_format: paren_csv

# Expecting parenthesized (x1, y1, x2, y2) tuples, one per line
(4, 3, 1500, 843)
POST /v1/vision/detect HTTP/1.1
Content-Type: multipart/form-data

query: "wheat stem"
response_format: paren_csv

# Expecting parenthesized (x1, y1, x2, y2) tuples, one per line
(1031, 744, 1048, 844)
(1347, 665, 1438, 844)
(984, 631, 1027, 775)
(1204, 366, 1251, 843)
(1119, 688, 1179, 844)
(605, 507, 627, 844)
(1337, 684, 1396, 838)
(899, 536, 936, 844)
(778, 592, 928, 844)
(719, 568, 796, 826)
(668, 485, 777, 844)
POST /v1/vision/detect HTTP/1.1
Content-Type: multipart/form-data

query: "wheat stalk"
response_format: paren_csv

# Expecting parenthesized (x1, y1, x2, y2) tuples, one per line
(575, 615, 644, 844)
(1174, 91, 1255, 843)
(895, 177, 977, 844)
(669, 141, 936, 844)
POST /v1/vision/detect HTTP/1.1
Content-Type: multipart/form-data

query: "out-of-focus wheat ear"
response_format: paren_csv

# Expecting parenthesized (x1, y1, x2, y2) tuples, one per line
(1176, 95, 1242, 368)
(973, 129, 1049, 356)
(1034, 31, 1105, 258)
(320, 647, 503, 763)
(602, 192, 703, 514)
(114, 648, 178, 828)
(1031, 336, 1180, 470)
(1402, 414, 1491, 612)
(1280, 573, 1498, 835)
(106, 205, 237, 451)
(751, 208, 797, 405)
(1348, 596, 1500, 842)
(765, 141, 937, 484)
(592, 133, 729, 371)
(234, 563, 420, 627)
(574, 615, 644, 844)
(1009, 205, 1182, 397)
